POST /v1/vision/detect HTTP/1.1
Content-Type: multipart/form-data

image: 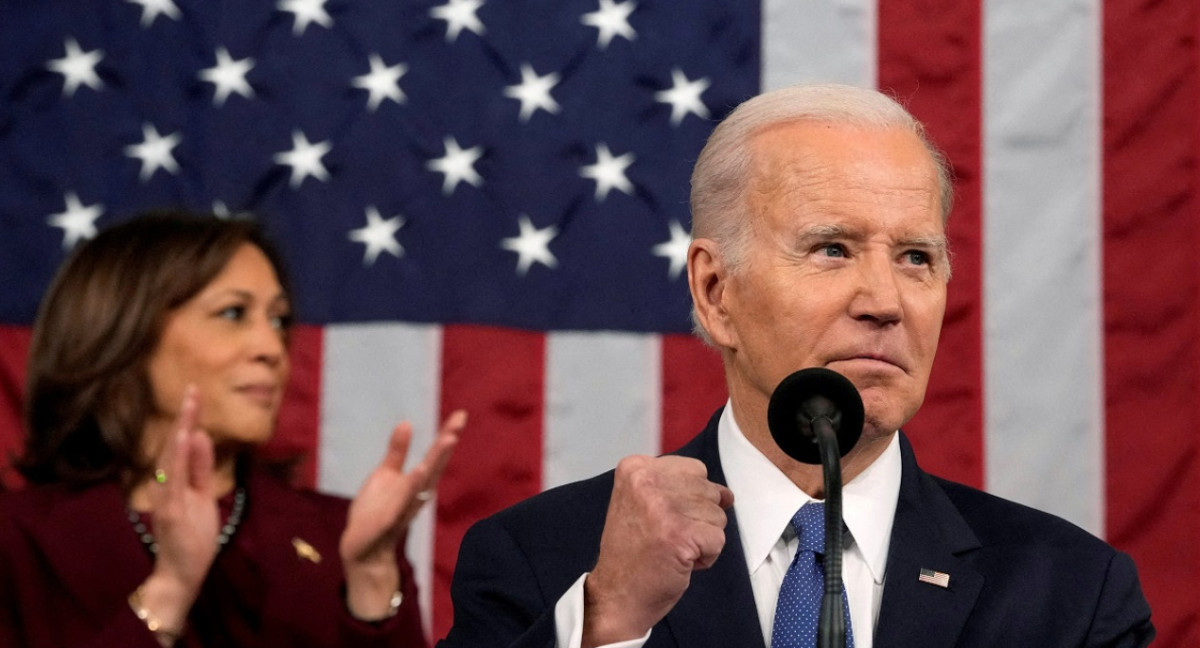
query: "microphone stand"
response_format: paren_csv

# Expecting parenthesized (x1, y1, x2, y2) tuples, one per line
(806, 407, 847, 648)
(769, 367, 863, 648)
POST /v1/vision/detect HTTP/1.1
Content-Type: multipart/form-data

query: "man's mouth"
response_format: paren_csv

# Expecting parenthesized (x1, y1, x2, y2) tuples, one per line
(827, 354, 906, 374)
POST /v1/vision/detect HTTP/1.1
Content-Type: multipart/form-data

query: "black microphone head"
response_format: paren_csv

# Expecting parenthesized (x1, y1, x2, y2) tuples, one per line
(767, 367, 864, 464)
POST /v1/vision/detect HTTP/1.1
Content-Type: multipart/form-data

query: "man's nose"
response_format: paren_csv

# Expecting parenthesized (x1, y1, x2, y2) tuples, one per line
(849, 254, 902, 325)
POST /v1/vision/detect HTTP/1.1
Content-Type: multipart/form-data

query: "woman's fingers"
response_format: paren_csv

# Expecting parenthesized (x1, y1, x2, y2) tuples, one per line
(428, 410, 466, 482)
(391, 411, 465, 529)
(380, 422, 414, 473)
(150, 385, 217, 498)
(339, 411, 468, 579)
(158, 386, 197, 500)
(378, 410, 464, 491)
(186, 426, 215, 496)
(411, 410, 466, 493)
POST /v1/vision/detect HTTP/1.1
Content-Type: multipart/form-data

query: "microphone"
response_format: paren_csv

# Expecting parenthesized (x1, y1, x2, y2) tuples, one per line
(767, 368, 864, 648)
(767, 367, 864, 464)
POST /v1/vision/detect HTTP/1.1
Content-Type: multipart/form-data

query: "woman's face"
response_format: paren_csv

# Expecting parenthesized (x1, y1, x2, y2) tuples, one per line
(145, 243, 292, 448)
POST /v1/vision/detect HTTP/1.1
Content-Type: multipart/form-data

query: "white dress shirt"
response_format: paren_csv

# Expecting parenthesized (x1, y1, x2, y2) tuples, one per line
(719, 404, 901, 647)
(554, 403, 902, 648)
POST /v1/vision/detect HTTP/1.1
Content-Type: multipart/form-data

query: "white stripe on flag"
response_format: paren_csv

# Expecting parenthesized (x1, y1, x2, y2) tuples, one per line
(544, 332, 662, 489)
(983, 0, 1104, 535)
(761, 0, 876, 90)
(318, 322, 442, 637)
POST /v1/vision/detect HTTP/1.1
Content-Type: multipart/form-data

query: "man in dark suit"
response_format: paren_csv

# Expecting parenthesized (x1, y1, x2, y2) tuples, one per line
(438, 84, 1154, 648)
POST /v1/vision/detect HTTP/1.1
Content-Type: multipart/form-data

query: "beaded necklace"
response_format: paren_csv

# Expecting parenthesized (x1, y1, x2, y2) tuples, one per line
(127, 487, 247, 555)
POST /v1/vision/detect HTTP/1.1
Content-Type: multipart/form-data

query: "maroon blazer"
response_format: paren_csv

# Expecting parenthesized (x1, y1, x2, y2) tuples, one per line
(0, 468, 427, 648)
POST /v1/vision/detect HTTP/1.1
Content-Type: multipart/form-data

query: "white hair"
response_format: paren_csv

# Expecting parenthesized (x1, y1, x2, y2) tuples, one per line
(690, 83, 953, 271)
(688, 83, 954, 341)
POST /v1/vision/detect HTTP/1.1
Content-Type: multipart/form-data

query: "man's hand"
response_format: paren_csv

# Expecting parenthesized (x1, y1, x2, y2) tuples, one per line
(582, 455, 734, 647)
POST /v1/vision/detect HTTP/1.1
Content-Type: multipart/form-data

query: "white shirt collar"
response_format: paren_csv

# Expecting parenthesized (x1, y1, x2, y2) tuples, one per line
(717, 402, 901, 585)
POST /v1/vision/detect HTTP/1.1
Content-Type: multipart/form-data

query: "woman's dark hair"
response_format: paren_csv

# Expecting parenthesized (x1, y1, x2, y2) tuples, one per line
(15, 211, 292, 487)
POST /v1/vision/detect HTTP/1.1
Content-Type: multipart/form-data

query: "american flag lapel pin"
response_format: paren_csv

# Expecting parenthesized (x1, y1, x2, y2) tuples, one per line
(918, 567, 950, 588)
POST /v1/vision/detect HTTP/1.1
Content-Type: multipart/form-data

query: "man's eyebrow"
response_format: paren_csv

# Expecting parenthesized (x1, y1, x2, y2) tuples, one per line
(797, 223, 857, 239)
(899, 235, 949, 253)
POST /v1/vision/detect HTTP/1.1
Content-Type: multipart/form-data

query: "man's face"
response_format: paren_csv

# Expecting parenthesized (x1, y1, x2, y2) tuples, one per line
(706, 121, 948, 441)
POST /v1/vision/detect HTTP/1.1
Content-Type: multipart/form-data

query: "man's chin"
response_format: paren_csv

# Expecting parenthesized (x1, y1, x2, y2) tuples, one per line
(842, 368, 911, 400)
(858, 391, 918, 435)
(859, 416, 901, 441)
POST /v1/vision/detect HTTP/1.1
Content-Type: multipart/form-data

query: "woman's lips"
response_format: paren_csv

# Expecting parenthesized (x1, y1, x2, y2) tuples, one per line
(236, 383, 279, 406)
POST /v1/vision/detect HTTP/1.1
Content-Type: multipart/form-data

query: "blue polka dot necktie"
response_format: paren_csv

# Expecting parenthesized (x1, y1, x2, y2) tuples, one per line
(771, 502, 854, 648)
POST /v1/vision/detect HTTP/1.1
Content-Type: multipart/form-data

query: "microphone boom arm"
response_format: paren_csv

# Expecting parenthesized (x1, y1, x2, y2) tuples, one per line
(809, 412, 847, 648)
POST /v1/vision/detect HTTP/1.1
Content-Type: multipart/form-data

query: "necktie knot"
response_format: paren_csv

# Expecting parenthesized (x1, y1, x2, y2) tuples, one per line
(791, 502, 826, 555)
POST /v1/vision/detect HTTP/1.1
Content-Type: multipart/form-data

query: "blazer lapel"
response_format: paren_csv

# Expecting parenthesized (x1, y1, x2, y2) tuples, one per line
(33, 483, 153, 625)
(874, 433, 983, 648)
(661, 409, 767, 648)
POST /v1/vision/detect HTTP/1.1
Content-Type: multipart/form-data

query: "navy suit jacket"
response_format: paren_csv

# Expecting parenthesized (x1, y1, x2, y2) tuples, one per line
(440, 409, 1154, 647)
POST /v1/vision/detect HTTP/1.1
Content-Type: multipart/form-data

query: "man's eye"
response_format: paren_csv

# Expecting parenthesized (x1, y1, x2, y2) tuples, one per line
(905, 250, 930, 265)
(818, 244, 846, 258)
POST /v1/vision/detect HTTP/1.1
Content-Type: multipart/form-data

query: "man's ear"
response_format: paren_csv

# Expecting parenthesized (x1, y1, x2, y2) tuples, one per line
(688, 238, 736, 349)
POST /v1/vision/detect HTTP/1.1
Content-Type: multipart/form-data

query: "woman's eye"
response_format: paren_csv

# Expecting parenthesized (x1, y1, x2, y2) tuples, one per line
(271, 313, 293, 330)
(218, 305, 246, 321)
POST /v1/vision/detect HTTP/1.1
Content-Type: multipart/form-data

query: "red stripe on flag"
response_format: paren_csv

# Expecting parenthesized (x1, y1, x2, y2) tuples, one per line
(661, 333, 727, 453)
(0, 325, 32, 490)
(433, 324, 545, 640)
(1103, 1, 1200, 643)
(267, 324, 324, 488)
(877, 0, 985, 488)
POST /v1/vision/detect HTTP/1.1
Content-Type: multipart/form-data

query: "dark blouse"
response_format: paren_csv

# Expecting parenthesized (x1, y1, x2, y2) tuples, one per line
(0, 467, 426, 647)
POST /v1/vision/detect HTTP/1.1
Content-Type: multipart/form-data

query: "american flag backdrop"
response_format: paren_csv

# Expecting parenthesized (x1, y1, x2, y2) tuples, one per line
(0, 0, 1197, 645)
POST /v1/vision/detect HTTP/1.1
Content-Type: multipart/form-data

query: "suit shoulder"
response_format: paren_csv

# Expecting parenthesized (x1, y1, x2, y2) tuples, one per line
(0, 486, 50, 538)
(461, 470, 616, 569)
(924, 475, 1154, 644)
(471, 424, 713, 544)
(932, 475, 1113, 553)
(0, 484, 47, 516)
(0, 482, 110, 527)
(483, 470, 615, 535)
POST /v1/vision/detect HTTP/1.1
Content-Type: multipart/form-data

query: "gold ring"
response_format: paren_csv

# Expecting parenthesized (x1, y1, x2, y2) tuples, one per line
(154, 469, 167, 485)
(415, 490, 432, 502)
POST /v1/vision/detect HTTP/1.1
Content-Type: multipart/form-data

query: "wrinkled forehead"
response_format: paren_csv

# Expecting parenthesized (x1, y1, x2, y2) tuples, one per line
(747, 122, 943, 214)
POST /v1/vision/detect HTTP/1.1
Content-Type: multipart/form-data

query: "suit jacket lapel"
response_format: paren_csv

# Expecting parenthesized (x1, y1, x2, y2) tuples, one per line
(874, 433, 983, 647)
(661, 409, 767, 648)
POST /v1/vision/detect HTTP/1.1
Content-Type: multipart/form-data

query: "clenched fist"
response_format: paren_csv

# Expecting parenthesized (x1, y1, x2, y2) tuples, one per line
(582, 455, 735, 646)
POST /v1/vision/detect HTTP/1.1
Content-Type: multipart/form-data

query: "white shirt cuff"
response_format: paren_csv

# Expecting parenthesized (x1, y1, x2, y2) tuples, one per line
(553, 572, 652, 648)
